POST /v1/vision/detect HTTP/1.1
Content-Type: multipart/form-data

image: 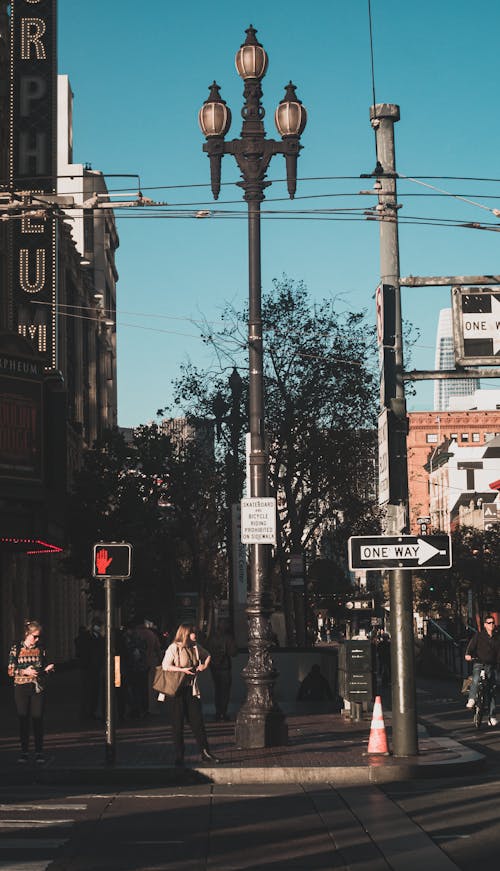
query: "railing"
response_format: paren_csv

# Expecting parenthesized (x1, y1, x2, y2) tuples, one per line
(424, 619, 474, 679)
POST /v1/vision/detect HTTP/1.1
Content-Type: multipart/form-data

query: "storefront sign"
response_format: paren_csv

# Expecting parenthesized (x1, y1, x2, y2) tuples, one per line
(10, 1, 58, 368)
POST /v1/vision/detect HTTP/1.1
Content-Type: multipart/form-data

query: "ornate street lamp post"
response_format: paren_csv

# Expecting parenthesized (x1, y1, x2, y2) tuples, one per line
(199, 26, 306, 748)
(212, 367, 245, 635)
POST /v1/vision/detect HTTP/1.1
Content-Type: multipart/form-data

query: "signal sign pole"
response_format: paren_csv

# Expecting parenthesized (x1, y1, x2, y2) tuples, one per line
(371, 103, 418, 757)
(92, 542, 132, 765)
(104, 577, 116, 766)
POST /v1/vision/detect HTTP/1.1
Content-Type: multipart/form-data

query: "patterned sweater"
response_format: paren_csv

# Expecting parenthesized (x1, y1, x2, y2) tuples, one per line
(8, 642, 47, 686)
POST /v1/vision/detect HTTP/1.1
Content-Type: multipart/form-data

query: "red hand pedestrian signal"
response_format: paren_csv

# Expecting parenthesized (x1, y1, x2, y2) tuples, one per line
(92, 543, 132, 579)
(96, 548, 113, 575)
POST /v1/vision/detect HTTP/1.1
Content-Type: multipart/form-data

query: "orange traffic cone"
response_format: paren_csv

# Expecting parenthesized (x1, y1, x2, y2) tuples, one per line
(367, 695, 390, 755)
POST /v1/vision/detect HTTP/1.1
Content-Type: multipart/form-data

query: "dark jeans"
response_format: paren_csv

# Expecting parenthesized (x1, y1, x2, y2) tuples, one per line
(468, 662, 496, 717)
(14, 682, 45, 753)
(170, 686, 209, 759)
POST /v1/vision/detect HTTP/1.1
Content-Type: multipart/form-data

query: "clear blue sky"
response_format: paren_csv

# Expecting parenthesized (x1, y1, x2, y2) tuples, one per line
(58, 0, 500, 427)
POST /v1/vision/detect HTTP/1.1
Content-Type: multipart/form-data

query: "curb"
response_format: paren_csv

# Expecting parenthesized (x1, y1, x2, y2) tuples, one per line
(3, 738, 485, 787)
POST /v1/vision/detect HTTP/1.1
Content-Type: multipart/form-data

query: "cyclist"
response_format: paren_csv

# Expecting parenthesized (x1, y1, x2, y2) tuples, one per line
(464, 614, 500, 725)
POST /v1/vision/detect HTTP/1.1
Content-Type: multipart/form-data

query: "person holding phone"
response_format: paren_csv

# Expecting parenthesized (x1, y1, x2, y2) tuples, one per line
(7, 620, 55, 764)
(162, 623, 221, 767)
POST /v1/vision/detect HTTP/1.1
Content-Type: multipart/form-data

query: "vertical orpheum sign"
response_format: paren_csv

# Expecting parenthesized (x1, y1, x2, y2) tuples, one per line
(9, 0, 57, 368)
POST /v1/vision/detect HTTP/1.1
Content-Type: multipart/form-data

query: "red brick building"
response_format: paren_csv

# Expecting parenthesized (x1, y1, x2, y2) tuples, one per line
(407, 411, 500, 533)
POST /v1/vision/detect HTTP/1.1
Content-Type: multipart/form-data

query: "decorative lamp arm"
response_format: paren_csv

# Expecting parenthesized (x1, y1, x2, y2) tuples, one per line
(203, 138, 225, 200)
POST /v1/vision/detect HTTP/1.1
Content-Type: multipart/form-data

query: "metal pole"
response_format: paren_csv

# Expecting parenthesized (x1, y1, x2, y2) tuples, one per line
(228, 372, 242, 636)
(104, 577, 116, 765)
(372, 103, 418, 757)
(200, 27, 305, 748)
(235, 198, 287, 748)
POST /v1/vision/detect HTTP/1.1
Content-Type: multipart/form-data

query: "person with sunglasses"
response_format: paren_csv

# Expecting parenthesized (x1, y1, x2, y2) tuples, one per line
(7, 620, 55, 764)
(465, 615, 500, 726)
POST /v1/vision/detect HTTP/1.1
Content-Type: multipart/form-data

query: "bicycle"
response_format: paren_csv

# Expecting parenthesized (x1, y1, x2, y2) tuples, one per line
(472, 664, 496, 730)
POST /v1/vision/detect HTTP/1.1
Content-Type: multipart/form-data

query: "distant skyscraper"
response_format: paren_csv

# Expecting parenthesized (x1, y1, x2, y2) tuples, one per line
(434, 308, 480, 411)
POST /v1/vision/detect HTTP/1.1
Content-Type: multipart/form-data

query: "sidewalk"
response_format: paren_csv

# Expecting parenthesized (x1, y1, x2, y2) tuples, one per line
(0, 670, 484, 786)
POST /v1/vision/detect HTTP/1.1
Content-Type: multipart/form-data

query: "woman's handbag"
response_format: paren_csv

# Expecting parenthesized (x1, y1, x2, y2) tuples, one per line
(154, 645, 194, 698)
(153, 666, 185, 697)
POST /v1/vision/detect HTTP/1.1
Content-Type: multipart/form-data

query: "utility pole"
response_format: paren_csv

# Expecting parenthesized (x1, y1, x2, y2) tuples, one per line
(371, 103, 418, 757)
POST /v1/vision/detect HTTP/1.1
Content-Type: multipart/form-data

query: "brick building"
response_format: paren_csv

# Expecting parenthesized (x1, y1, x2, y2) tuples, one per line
(407, 410, 500, 533)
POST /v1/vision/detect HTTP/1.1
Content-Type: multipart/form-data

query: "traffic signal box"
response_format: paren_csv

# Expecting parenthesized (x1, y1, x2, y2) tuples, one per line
(92, 543, 132, 579)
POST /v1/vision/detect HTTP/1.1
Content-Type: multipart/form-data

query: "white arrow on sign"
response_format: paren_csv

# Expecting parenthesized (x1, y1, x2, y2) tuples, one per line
(462, 294, 500, 354)
(361, 538, 447, 566)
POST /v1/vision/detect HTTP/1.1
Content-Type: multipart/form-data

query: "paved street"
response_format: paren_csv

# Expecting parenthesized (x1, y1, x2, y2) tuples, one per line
(2, 771, 499, 870)
(0, 782, 467, 870)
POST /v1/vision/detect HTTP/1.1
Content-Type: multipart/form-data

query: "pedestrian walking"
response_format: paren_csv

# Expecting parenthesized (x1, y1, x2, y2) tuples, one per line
(123, 621, 149, 718)
(161, 623, 221, 766)
(7, 620, 55, 764)
(75, 620, 105, 719)
(207, 621, 237, 721)
(133, 617, 163, 714)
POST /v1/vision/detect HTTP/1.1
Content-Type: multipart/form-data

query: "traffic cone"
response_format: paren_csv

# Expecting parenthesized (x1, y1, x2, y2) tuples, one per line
(367, 695, 390, 755)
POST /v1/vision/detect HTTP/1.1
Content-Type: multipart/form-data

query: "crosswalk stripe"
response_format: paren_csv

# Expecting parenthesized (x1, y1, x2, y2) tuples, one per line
(0, 820, 73, 829)
(0, 804, 86, 812)
(0, 804, 82, 869)
(0, 863, 53, 870)
(0, 840, 67, 850)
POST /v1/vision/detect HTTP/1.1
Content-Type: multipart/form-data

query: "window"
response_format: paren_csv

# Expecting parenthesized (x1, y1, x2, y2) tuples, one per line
(461, 433, 469, 442)
(426, 434, 438, 443)
(472, 433, 480, 443)
(451, 433, 458, 441)
(485, 433, 495, 442)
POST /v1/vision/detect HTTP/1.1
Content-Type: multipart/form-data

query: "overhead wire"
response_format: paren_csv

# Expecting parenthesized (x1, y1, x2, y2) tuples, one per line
(30, 301, 369, 367)
(6, 173, 500, 197)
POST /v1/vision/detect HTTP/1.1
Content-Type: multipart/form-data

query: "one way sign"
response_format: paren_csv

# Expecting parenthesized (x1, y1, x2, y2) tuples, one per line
(348, 535, 452, 571)
(452, 287, 500, 364)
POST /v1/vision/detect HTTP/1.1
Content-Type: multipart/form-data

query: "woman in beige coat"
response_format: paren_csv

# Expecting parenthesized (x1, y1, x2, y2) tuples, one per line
(162, 623, 221, 767)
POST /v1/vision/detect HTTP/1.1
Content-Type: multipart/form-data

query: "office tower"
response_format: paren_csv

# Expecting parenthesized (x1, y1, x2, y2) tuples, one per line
(433, 308, 479, 411)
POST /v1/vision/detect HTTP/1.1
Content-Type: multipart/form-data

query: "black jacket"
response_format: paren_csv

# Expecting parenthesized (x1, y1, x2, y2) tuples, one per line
(466, 630, 500, 666)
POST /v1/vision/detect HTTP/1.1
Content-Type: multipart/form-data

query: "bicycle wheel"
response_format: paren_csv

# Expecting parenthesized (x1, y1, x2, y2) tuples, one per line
(474, 687, 485, 729)
(473, 701, 482, 728)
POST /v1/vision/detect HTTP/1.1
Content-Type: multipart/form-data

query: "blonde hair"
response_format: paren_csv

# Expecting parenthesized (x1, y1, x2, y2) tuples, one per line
(173, 623, 195, 648)
(24, 620, 42, 639)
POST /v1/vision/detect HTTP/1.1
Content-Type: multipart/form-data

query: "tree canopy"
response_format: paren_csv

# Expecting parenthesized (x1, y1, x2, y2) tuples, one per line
(172, 276, 380, 631)
(414, 525, 500, 633)
(67, 277, 381, 637)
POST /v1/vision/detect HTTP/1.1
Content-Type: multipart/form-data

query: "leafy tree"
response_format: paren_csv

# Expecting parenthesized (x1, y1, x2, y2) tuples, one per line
(65, 424, 223, 628)
(173, 277, 380, 641)
(414, 525, 500, 633)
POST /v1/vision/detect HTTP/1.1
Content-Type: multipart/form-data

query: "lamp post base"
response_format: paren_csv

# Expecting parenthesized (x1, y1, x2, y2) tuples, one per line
(235, 707, 288, 749)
